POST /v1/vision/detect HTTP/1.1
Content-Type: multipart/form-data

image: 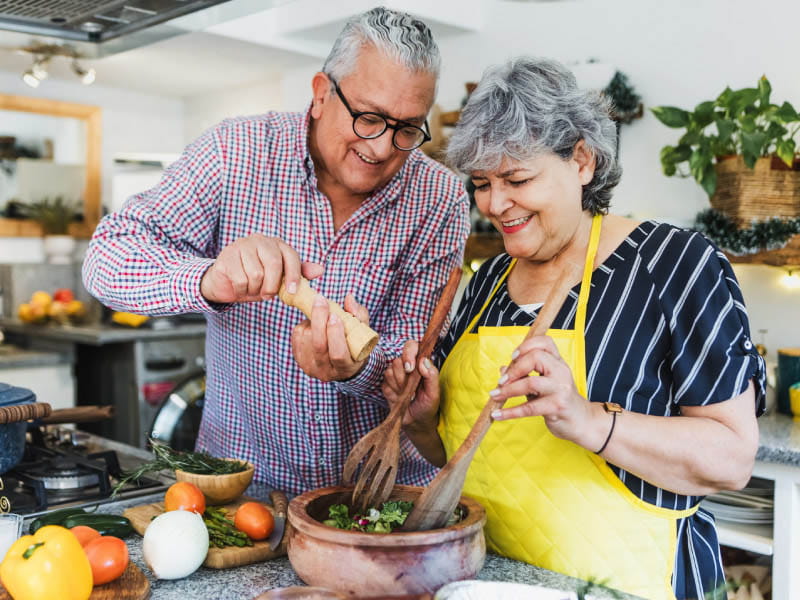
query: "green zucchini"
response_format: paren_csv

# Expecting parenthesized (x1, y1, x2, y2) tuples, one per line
(60, 513, 134, 538)
(29, 507, 88, 534)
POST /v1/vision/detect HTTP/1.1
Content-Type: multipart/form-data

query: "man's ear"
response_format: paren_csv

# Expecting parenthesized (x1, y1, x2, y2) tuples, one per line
(573, 139, 597, 185)
(311, 72, 331, 119)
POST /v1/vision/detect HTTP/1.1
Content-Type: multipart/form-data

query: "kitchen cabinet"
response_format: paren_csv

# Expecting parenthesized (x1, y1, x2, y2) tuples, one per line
(709, 412, 800, 598)
(0, 344, 74, 410)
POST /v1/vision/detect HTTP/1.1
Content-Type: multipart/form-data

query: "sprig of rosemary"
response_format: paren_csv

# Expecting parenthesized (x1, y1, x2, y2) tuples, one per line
(112, 439, 250, 496)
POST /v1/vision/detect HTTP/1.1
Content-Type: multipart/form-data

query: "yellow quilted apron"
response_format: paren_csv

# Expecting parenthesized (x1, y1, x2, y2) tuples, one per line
(438, 215, 697, 600)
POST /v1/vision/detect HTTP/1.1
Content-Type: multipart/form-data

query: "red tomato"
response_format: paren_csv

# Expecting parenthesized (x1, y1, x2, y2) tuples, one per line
(70, 525, 101, 547)
(53, 288, 75, 303)
(234, 502, 274, 541)
(84, 536, 129, 585)
(164, 481, 206, 514)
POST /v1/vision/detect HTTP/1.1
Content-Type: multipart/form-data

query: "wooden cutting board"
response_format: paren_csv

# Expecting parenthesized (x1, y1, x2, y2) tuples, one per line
(124, 496, 290, 569)
(0, 561, 150, 600)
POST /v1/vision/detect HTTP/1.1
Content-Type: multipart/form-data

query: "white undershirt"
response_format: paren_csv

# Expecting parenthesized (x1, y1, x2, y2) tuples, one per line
(518, 302, 544, 316)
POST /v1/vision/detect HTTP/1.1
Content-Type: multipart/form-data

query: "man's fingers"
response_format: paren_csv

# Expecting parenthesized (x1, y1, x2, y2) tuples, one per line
(278, 242, 303, 296)
(402, 340, 419, 373)
(302, 262, 324, 280)
(256, 242, 284, 298)
(343, 294, 370, 325)
(239, 245, 265, 297)
(326, 311, 351, 365)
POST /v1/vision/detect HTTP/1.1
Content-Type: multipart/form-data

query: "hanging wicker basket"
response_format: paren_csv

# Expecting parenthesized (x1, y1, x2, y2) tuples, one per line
(710, 155, 800, 228)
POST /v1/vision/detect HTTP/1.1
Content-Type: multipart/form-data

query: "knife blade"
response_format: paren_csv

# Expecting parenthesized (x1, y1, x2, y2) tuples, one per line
(266, 490, 288, 551)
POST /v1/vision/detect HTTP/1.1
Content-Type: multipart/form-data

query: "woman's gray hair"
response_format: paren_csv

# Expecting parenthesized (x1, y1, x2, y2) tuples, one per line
(322, 7, 441, 82)
(447, 57, 621, 214)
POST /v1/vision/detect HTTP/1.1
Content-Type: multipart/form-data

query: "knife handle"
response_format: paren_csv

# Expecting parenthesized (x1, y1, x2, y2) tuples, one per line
(270, 490, 288, 517)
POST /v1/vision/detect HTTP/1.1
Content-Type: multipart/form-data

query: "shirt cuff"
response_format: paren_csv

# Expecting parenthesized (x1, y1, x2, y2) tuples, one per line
(170, 257, 230, 313)
(334, 346, 389, 399)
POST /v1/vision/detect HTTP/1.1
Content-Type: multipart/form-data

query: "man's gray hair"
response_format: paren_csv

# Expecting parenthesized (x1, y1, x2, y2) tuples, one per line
(447, 57, 621, 214)
(323, 6, 441, 82)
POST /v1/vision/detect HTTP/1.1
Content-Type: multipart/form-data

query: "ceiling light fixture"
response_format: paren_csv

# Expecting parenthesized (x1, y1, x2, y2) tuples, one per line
(71, 60, 96, 86)
(16, 43, 97, 88)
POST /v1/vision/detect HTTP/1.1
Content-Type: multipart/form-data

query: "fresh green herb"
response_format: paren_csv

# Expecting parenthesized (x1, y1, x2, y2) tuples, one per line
(112, 439, 250, 496)
(203, 506, 253, 549)
(323, 501, 463, 533)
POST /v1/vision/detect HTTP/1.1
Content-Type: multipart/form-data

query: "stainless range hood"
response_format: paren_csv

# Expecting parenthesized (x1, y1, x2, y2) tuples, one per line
(0, 0, 275, 57)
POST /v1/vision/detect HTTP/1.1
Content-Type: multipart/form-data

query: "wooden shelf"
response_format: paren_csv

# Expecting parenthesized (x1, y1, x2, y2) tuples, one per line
(465, 233, 505, 261)
(725, 233, 800, 267)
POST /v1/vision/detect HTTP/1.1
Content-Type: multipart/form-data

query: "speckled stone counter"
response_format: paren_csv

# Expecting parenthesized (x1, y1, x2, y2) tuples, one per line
(755, 410, 800, 466)
(24, 492, 636, 600)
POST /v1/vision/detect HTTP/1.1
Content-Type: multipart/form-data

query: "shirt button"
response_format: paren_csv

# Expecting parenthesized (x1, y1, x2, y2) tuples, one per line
(314, 413, 323, 422)
(318, 457, 327, 466)
(743, 339, 753, 351)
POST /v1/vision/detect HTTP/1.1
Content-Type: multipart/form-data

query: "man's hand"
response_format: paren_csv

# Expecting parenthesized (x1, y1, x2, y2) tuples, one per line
(200, 234, 323, 303)
(291, 293, 371, 382)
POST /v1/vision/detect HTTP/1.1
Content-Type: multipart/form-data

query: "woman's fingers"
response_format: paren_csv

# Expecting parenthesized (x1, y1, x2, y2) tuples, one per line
(501, 338, 564, 385)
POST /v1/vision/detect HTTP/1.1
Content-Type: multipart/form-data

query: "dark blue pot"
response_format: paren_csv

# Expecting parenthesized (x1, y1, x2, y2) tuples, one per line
(0, 383, 36, 474)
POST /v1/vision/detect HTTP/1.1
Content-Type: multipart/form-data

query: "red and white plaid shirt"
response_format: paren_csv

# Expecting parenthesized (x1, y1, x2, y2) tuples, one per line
(83, 109, 470, 495)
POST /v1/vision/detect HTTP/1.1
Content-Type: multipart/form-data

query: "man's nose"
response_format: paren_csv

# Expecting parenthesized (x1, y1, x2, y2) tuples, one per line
(364, 129, 396, 160)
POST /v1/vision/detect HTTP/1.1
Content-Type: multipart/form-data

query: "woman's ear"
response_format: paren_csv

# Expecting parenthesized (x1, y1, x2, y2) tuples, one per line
(573, 139, 597, 185)
(310, 72, 331, 119)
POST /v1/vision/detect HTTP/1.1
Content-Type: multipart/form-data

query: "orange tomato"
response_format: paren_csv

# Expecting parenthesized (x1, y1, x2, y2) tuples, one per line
(84, 536, 129, 585)
(70, 525, 101, 547)
(164, 481, 206, 514)
(234, 501, 274, 541)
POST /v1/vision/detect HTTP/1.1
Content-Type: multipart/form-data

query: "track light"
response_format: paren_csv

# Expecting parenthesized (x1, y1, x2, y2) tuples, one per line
(32, 56, 50, 80)
(21, 68, 40, 88)
(16, 44, 97, 87)
(71, 60, 96, 85)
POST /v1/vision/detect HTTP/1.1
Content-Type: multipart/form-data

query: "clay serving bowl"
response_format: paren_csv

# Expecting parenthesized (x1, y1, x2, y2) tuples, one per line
(287, 484, 486, 597)
(175, 460, 254, 505)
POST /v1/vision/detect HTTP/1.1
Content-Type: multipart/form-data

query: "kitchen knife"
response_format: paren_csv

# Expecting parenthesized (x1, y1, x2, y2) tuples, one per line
(267, 490, 288, 551)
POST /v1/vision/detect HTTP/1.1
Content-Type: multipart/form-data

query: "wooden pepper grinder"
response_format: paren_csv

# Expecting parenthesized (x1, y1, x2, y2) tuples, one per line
(278, 278, 379, 362)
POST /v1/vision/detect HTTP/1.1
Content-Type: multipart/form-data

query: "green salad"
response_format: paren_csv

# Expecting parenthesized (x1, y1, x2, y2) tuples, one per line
(323, 501, 463, 533)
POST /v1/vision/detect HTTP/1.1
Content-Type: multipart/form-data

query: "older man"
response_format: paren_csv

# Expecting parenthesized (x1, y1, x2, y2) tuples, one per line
(83, 7, 469, 495)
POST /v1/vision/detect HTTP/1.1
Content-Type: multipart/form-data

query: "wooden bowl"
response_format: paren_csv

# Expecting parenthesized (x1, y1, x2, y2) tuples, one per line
(174, 460, 254, 505)
(287, 484, 486, 597)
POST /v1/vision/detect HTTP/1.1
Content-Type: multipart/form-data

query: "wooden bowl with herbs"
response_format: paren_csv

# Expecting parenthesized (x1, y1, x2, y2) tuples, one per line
(118, 440, 254, 505)
(287, 484, 486, 597)
(175, 459, 254, 505)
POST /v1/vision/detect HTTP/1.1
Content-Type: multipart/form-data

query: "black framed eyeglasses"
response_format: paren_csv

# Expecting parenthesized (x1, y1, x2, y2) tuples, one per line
(328, 76, 431, 151)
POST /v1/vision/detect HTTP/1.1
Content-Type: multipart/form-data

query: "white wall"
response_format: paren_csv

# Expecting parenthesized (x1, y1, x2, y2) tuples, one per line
(0, 69, 185, 262)
(183, 79, 284, 142)
(279, 0, 800, 360)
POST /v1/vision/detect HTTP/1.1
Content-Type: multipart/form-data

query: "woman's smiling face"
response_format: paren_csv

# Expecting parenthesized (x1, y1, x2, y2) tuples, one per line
(471, 141, 596, 262)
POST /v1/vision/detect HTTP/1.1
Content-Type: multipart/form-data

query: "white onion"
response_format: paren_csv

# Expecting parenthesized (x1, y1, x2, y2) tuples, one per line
(143, 509, 209, 579)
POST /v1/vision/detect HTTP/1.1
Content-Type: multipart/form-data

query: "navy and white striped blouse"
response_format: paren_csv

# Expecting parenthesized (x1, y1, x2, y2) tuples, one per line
(435, 220, 766, 600)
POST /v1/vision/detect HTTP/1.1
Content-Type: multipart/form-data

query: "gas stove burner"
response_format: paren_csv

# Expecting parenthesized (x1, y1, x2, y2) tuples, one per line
(34, 472, 101, 491)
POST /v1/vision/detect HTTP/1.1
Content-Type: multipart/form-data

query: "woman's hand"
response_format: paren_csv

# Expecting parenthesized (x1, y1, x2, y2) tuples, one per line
(382, 340, 440, 431)
(489, 335, 598, 447)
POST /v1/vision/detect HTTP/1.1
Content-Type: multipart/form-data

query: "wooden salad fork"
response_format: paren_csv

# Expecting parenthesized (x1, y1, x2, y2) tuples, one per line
(342, 266, 464, 513)
(401, 264, 579, 531)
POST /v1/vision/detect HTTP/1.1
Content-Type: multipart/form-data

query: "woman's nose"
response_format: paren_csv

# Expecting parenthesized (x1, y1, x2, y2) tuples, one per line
(487, 187, 513, 216)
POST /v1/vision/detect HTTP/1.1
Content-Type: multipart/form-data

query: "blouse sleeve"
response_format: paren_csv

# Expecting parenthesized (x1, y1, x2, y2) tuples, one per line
(648, 229, 766, 414)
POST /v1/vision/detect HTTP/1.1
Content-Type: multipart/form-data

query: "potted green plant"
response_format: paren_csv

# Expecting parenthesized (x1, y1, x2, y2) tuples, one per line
(652, 76, 800, 258)
(20, 196, 79, 264)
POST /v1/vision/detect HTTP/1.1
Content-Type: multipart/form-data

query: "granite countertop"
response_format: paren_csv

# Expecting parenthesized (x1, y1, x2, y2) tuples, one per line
(34, 492, 635, 600)
(0, 343, 70, 368)
(0, 318, 205, 346)
(755, 409, 800, 466)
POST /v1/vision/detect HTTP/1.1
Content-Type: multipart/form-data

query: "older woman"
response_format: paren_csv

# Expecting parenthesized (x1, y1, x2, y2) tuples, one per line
(384, 57, 765, 600)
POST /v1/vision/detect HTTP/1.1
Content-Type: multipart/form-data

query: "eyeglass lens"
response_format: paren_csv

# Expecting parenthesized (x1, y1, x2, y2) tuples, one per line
(353, 114, 425, 150)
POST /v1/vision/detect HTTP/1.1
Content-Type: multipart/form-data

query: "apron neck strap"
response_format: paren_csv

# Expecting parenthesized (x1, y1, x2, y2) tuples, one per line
(464, 214, 603, 334)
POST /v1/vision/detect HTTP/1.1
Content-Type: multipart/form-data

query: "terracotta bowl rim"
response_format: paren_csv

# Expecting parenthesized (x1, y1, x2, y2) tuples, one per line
(288, 484, 486, 547)
(174, 459, 255, 479)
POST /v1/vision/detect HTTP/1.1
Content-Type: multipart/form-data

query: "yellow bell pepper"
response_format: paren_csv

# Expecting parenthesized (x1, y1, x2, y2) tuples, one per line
(0, 525, 92, 600)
